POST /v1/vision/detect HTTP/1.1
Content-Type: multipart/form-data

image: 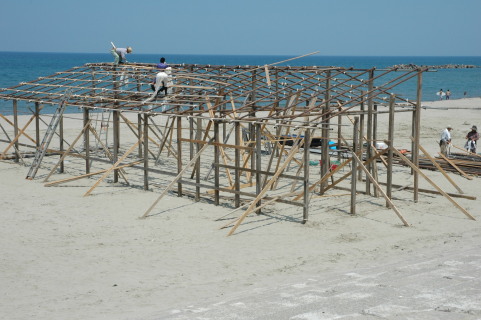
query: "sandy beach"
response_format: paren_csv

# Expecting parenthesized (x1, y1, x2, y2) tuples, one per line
(1, 97, 481, 319)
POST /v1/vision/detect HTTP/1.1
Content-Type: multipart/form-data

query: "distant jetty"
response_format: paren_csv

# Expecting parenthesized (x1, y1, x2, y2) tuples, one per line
(390, 64, 479, 70)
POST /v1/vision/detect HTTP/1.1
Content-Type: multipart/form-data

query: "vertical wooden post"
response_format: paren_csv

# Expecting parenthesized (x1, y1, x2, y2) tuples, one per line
(351, 117, 359, 214)
(372, 104, 379, 197)
(59, 110, 64, 173)
(143, 113, 149, 190)
(83, 107, 90, 174)
(250, 70, 257, 183)
(251, 69, 257, 109)
(13, 100, 19, 163)
(274, 69, 280, 158)
(358, 96, 365, 181)
(234, 121, 241, 208)
(113, 110, 120, 183)
(189, 115, 194, 160)
(366, 93, 373, 195)
(177, 116, 183, 197)
(195, 118, 202, 201)
(138, 114, 143, 157)
(320, 70, 330, 195)
(113, 66, 119, 182)
(214, 120, 220, 205)
(337, 105, 342, 162)
(35, 102, 40, 149)
(255, 122, 262, 214)
(413, 71, 423, 202)
(386, 94, 395, 208)
(303, 128, 311, 223)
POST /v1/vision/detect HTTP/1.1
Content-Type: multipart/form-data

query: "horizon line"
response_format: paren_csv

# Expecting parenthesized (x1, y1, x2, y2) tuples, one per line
(1, 51, 481, 58)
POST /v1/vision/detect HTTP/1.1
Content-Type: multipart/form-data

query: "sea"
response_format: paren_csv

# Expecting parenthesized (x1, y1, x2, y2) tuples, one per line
(0, 51, 480, 114)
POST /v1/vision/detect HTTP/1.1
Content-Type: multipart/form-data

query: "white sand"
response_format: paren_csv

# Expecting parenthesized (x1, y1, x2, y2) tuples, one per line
(1, 97, 481, 319)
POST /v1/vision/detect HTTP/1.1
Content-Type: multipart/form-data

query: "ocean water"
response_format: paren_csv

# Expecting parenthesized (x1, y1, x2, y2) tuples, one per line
(0, 51, 480, 114)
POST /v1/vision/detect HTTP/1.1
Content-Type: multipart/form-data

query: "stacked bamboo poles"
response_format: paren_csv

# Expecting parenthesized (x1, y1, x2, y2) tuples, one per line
(411, 153, 481, 176)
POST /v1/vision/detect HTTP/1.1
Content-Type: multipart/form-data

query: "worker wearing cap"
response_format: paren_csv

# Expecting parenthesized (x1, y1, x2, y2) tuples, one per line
(440, 125, 453, 156)
(111, 46, 132, 65)
(465, 125, 479, 154)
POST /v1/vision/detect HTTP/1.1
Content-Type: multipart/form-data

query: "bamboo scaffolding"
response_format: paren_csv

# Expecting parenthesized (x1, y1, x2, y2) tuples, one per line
(1, 58, 476, 235)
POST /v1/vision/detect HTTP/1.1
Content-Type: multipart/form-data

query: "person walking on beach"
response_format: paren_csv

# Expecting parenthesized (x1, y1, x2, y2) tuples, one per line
(111, 46, 132, 65)
(446, 89, 451, 100)
(440, 125, 453, 156)
(465, 125, 479, 154)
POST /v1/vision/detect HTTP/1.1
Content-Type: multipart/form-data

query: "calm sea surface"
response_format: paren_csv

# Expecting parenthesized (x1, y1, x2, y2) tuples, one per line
(0, 52, 480, 114)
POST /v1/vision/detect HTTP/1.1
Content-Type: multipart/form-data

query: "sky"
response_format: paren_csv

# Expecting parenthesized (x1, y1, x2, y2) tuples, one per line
(1, 0, 480, 56)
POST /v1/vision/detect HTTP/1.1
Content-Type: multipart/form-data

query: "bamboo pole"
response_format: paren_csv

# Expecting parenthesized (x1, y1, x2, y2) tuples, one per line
(13, 100, 18, 162)
(413, 71, 423, 202)
(451, 144, 481, 159)
(351, 150, 409, 226)
(303, 128, 311, 223)
(366, 90, 373, 196)
(43, 120, 92, 182)
(113, 110, 120, 183)
(438, 152, 473, 180)
(386, 94, 395, 207)
(255, 122, 262, 214)
(143, 114, 149, 190)
(45, 161, 142, 187)
(84, 137, 142, 197)
(320, 71, 330, 195)
(1, 113, 36, 158)
(83, 107, 90, 174)
(0, 114, 36, 145)
(234, 121, 241, 207)
(392, 146, 475, 220)
(351, 117, 359, 214)
(214, 120, 220, 205)
(413, 138, 464, 194)
(227, 136, 303, 236)
(177, 116, 183, 197)
(140, 137, 214, 219)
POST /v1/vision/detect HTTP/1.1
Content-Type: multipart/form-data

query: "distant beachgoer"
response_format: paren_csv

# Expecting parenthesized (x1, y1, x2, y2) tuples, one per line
(464, 91, 467, 97)
(111, 46, 132, 65)
(446, 89, 451, 100)
(439, 125, 453, 155)
(465, 125, 479, 153)
(437, 89, 444, 100)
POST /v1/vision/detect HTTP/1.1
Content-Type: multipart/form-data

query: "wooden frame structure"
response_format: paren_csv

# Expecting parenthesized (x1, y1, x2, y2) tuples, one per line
(0, 59, 475, 235)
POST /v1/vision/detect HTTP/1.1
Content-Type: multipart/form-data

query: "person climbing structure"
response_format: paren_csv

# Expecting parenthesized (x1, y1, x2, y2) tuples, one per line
(110, 42, 132, 65)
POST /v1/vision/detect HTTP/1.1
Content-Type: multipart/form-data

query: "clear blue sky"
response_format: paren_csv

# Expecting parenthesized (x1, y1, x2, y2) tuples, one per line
(1, 0, 480, 56)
